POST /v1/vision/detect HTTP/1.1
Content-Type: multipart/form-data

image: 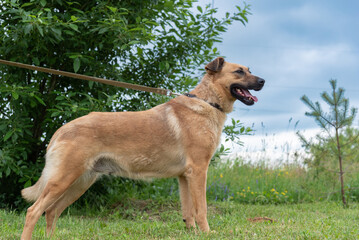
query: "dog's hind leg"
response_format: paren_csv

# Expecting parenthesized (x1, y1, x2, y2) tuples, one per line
(45, 171, 98, 237)
(178, 175, 196, 229)
(21, 155, 87, 240)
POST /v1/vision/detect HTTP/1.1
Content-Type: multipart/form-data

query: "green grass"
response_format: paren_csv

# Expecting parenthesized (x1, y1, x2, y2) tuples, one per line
(1, 201, 359, 239)
(2, 159, 359, 239)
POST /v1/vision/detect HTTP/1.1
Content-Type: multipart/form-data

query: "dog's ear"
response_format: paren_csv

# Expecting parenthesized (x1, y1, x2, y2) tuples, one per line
(205, 57, 225, 74)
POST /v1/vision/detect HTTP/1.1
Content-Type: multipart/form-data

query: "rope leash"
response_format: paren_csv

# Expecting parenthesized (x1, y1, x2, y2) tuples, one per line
(0, 59, 181, 97)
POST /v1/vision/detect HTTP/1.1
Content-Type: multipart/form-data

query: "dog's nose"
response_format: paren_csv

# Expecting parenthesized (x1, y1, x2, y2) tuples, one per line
(257, 78, 265, 85)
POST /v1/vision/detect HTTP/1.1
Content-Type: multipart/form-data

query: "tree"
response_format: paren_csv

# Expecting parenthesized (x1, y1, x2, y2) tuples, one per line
(0, 0, 250, 208)
(299, 79, 358, 207)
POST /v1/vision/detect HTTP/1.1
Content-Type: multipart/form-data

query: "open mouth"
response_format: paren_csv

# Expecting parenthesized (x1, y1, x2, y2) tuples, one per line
(230, 84, 258, 106)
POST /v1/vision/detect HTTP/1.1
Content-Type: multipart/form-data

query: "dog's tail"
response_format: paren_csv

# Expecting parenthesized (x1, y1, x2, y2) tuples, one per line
(21, 175, 47, 202)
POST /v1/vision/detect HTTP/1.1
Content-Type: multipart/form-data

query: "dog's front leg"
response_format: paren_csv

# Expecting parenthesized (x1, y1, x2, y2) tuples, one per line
(178, 175, 196, 229)
(186, 167, 210, 232)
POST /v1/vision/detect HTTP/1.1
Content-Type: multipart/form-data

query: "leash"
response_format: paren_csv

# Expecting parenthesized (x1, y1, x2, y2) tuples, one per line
(0, 59, 224, 111)
(0, 59, 181, 97)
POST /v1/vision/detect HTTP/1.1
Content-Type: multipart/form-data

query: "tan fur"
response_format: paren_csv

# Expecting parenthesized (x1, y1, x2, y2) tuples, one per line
(20, 58, 264, 239)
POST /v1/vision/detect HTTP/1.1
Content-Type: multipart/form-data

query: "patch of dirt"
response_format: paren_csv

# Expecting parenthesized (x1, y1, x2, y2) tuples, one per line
(207, 204, 225, 215)
(110, 198, 180, 221)
(247, 217, 277, 223)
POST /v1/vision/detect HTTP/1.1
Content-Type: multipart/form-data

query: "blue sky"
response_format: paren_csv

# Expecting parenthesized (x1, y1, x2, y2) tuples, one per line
(201, 0, 359, 134)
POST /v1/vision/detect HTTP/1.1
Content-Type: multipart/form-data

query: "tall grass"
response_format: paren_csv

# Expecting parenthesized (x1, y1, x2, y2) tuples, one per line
(206, 158, 359, 204)
(71, 157, 359, 212)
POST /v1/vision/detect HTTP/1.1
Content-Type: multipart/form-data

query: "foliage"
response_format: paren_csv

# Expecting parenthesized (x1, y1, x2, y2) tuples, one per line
(0, 0, 250, 208)
(298, 127, 359, 178)
(299, 79, 358, 207)
(206, 158, 359, 204)
(211, 118, 253, 165)
(72, 157, 359, 213)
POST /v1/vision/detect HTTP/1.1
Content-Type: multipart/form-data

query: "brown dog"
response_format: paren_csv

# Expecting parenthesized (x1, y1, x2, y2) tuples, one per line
(20, 57, 265, 239)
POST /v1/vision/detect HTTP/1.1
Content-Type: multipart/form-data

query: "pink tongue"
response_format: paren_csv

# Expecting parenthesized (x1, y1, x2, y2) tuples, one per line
(241, 89, 258, 102)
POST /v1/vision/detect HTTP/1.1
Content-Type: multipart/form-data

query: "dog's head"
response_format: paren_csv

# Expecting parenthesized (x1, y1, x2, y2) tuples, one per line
(205, 57, 265, 106)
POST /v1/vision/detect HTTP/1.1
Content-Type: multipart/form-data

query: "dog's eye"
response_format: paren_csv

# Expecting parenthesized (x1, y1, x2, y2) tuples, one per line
(235, 69, 245, 74)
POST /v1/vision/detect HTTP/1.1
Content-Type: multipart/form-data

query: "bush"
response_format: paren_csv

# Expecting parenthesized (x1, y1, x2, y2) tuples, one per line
(0, 0, 250, 209)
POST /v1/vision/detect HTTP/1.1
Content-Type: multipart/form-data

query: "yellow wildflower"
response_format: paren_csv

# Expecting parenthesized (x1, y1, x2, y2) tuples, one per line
(220, 174, 223, 178)
(271, 188, 275, 192)
(281, 192, 286, 195)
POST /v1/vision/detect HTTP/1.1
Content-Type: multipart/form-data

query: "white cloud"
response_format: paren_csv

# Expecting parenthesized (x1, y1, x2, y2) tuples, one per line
(223, 128, 322, 166)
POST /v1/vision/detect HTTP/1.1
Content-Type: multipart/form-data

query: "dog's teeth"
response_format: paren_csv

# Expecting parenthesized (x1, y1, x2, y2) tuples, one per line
(237, 89, 243, 94)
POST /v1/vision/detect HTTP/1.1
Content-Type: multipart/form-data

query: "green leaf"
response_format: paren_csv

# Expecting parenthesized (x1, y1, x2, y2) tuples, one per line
(69, 55, 80, 59)
(34, 95, 46, 106)
(89, 80, 94, 89)
(24, 180, 32, 188)
(98, 27, 108, 34)
(11, 91, 19, 100)
(40, 0, 46, 7)
(4, 130, 13, 141)
(64, 30, 75, 36)
(128, 40, 140, 45)
(55, 95, 65, 100)
(73, 58, 80, 73)
(36, 24, 44, 36)
(51, 111, 60, 117)
(69, 23, 79, 32)
(5, 167, 11, 177)
(106, 6, 117, 13)
(24, 24, 33, 35)
(128, 27, 143, 32)
(51, 28, 62, 36)
(21, 2, 34, 7)
(0, 124, 7, 131)
(70, 15, 78, 22)
(197, 6, 203, 13)
(137, 47, 143, 56)
(32, 57, 40, 65)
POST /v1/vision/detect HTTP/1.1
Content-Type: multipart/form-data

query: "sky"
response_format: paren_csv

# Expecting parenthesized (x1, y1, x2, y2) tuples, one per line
(197, 0, 359, 161)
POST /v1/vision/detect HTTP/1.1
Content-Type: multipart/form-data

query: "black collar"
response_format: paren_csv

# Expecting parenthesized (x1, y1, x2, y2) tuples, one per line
(183, 93, 224, 112)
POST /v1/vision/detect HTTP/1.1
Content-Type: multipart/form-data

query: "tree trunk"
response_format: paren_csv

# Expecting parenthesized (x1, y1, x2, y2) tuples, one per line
(335, 127, 347, 208)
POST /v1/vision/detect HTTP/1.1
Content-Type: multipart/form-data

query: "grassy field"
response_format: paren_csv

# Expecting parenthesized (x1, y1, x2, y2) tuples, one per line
(1, 201, 359, 239)
(2, 159, 359, 239)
